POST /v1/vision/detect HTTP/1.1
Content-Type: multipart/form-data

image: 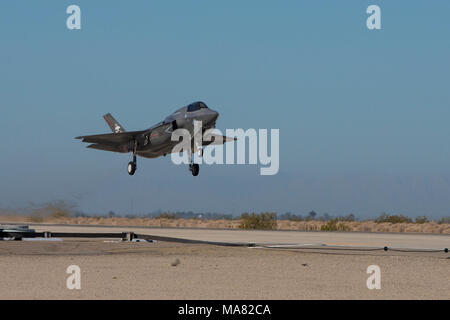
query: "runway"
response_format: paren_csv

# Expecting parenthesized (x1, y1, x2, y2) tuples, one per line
(25, 223, 450, 250)
(0, 238, 448, 299)
(1, 223, 449, 299)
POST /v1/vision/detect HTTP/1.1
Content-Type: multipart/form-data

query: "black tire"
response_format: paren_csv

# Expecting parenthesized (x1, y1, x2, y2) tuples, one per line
(191, 163, 199, 176)
(127, 161, 136, 175)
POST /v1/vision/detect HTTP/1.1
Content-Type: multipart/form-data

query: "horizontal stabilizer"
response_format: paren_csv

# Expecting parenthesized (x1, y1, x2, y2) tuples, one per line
(75, 130, 145, 146)
(86, 144, 126, 153)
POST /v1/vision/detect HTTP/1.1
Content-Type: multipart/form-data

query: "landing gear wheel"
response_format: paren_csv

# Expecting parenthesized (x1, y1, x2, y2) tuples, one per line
(190, 163, 199, 176)
(127, 161, 136, 175)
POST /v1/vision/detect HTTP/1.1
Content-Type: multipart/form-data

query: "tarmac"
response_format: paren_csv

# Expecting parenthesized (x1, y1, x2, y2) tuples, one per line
(25, 223, 450, 250)
(0, 224, 448, 299)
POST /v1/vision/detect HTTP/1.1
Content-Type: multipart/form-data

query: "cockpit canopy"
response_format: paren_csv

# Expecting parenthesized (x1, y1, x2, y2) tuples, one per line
(187, 101, 208, 112)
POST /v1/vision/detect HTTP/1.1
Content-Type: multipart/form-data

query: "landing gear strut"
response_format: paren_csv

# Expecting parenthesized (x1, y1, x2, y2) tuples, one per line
(188, 149, 200, 176)
(128, 154, 136, 176)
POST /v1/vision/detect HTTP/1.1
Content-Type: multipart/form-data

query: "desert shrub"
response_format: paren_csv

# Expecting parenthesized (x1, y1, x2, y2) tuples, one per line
(338, 213, 355, 222)
(106, 211, 116, 218)
(437, 217, 450, 224)
(239, 212, 277, 230)
(320, 219, 351, 232)
(279, 212, 304, 221)
(306, 211, 317, 220)
(414, 216, 429, 224)
(375, 213, 412, 224)
(158, 213, 179, 219)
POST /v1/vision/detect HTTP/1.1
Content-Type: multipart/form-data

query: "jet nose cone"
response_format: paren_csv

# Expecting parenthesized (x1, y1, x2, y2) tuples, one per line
(206, 109, 219, 124)
(211, 110, 219, 122)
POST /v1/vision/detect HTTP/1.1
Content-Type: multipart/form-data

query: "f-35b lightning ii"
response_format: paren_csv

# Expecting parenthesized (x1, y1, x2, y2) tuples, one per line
(76, 101, 234, 176)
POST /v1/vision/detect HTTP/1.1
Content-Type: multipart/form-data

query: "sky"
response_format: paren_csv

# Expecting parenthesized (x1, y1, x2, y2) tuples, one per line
(1, 1, 450, 218)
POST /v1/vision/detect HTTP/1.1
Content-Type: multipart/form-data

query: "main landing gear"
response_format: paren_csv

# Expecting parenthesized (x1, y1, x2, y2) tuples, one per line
(128, 154, 136, 175)
(189, 163, 199, 176)
(188, 149, 200, 176)
(127, 142, 200, 177)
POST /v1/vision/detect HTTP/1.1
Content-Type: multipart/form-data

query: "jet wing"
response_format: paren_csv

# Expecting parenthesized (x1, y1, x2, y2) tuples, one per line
(75, 130, 145, 147)
(202, 133, 237, 146)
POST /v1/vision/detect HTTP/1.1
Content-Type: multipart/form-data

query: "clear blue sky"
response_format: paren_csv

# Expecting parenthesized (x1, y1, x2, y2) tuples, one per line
(1, 1, 450, 218)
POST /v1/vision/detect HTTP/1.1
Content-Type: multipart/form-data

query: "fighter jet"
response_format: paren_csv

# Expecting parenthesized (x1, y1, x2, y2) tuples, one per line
(75, 101, 235, 176)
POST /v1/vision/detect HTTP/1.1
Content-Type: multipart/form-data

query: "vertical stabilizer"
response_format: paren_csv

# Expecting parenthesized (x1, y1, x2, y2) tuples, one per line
(103, 113, 126, 133)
